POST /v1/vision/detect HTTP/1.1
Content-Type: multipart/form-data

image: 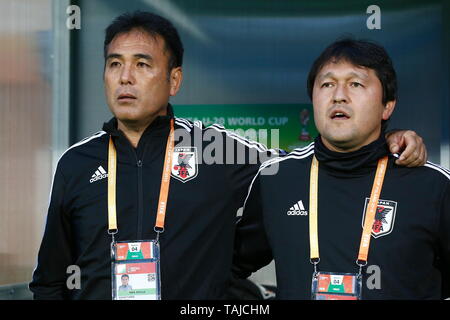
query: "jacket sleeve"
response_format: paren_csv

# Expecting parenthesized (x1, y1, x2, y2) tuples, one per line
(232, 173, 273, 279)
(229, 138, 285, 209)
(438, 180, 450, 299)
(29, 163, 73, 299)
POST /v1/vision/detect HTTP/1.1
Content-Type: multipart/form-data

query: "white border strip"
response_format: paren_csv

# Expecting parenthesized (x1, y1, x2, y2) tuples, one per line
(425, 162, 450, 181)
(174, 120, 191, 132)
(239, 148, 315, 218)
(208, 124, 283, 155)
(175, 117, 193, 128)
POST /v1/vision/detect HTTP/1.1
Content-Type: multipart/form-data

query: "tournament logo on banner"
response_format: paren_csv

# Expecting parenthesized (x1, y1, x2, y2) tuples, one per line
(174, 104, 318, 151)
(361, 198, 397, 238)
(171, 147, 198, 183)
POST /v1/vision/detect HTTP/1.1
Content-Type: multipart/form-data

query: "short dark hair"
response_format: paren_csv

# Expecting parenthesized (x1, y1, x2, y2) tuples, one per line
(104, 11, 184, 70)
(307, 38, 397, 105)
(121, 274, 129, 279)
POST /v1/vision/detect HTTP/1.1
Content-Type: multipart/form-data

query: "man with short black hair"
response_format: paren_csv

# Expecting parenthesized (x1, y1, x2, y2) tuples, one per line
(30, 11, 428, 300)
(29, 10, 282, 300)
(118, 275, 132, 292)
(233, 38, 450, 299)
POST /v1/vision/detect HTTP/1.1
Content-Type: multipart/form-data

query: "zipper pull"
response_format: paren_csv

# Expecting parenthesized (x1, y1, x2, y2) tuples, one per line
(137, 160, 143, 167)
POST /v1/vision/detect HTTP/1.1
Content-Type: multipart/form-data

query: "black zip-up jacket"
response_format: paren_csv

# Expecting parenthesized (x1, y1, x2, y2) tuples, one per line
(233, 135, 450, 299)
(30, 105, 280, 299)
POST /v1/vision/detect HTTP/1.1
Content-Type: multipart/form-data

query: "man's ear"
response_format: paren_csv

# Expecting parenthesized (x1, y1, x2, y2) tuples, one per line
(382, 100, 396, 120)
(169, 67, 183, 97)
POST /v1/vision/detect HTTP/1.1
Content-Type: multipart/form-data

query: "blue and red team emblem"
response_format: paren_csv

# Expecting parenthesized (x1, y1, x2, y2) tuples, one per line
(171, 147, 198, 183)
(362, 198, 397, 238)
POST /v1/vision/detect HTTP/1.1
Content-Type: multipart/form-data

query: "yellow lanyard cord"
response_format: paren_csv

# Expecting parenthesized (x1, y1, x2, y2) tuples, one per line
(155, 119, 175, 231)
(309, 156, 320, 261)
(358, 156, 388, 263)
(309, 155, 389, 265)
(108, 135, 118, 232)
(107, 119, 175, 236)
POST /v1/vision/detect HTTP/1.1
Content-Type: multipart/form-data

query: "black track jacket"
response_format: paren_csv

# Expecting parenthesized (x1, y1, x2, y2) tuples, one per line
(30, 105, 280, 299)
(233, 135, 450, 299)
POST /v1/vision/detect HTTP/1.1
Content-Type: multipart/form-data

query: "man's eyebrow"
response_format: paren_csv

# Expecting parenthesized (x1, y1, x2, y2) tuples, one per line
(317, 72, 334, 81)
(348, 71, 368, 79)
(317, 71, 368, 81)
(106, 53, 122, 61)
(105, 53, 153, 60)
(134, 53, 152, 60)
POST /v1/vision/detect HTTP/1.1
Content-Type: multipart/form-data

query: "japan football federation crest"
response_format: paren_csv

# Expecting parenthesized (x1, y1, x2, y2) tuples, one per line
(171, 147, 198, 183)
(361, 198, 397, 238)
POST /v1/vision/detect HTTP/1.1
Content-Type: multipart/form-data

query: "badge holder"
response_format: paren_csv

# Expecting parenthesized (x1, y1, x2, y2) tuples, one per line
(111, 237, 162, 300)
(311, 260, 363, 300)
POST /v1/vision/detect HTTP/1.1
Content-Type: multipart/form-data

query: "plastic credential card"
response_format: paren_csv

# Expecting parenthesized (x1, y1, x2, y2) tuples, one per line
(311, 271, 362, 300)
(111, 240, 161, 300)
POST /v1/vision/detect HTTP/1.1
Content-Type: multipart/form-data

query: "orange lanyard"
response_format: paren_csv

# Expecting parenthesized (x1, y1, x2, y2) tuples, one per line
(309, 155, 388, 270)
(107, 119, 175, 241)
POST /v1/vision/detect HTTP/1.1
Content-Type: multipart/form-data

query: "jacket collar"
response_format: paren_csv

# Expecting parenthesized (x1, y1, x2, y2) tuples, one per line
(102, 104, 174, 138)
(314, 132, 390, 175)
(101, 104, 175, 161)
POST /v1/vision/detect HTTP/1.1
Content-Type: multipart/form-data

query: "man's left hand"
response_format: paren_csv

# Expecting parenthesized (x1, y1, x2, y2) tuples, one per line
(386, 130, 427, 167)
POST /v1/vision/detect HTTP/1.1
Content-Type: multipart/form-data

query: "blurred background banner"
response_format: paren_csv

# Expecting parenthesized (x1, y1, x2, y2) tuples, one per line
(174, 104, 317, 151)
(0, 0, 448, 298)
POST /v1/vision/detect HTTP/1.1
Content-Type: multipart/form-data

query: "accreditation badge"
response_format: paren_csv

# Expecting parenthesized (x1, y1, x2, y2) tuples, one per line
(111, 240, 161, 300)
(311, 271, 362, 300)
